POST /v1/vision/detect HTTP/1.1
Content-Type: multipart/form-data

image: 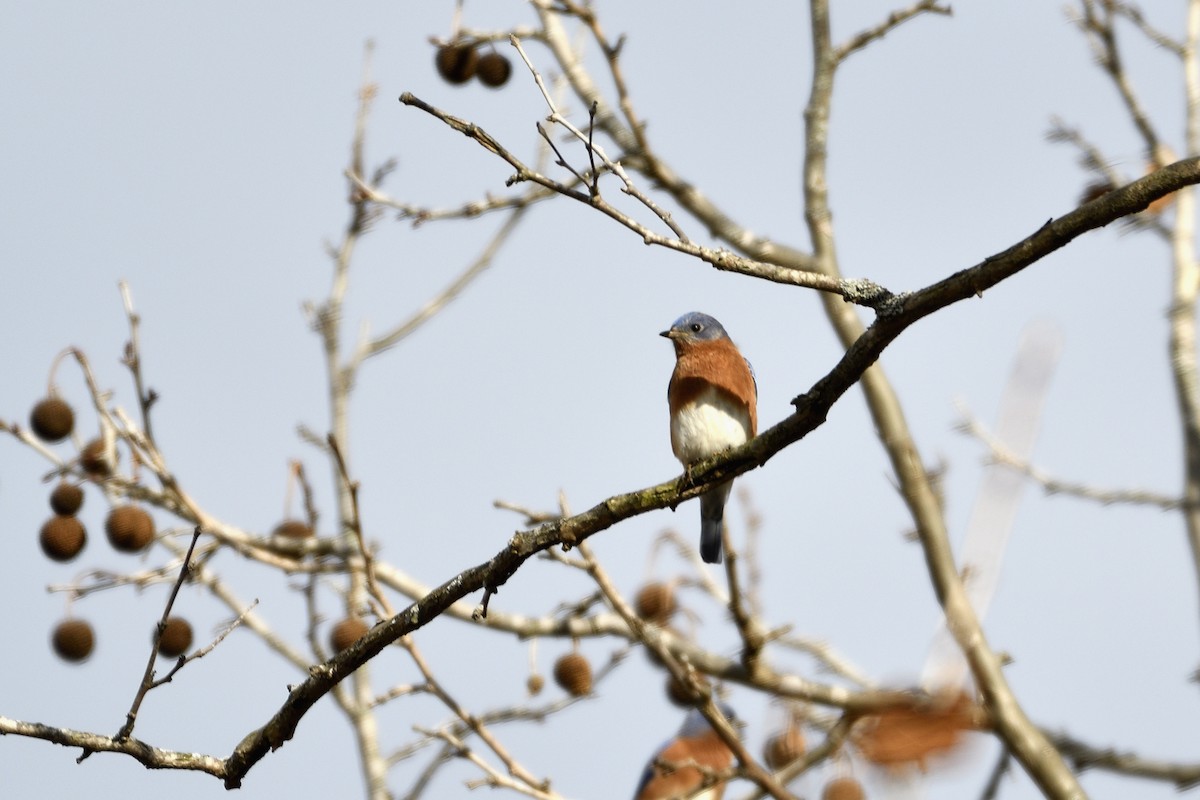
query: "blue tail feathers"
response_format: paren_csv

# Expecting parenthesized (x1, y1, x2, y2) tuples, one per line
(700, 516, 723, 563)
(699, 483, 732, 564)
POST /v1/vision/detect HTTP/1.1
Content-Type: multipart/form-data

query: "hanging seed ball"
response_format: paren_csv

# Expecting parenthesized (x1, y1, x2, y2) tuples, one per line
(105, 504, 155, 553)
(30, 397, 75, 442)
(822, 776, 866, 800)
(330, 617, 369, 654)
(49, 481, 84, 515)
(552, 652, 593, 696)
(52, 619, 95, 663)
(665, 672, 707, 707)
(39, 515, 87, 561)
(272, 519, 314, 539)
(635, 582, 677, 624)
(764, 726, 807, 770)
(80, 438, 114, 477)
(476, 52, 512, 88)
(156, 616, 194, 658)
(435, 43, 478, 84)
(526, 673, 546, 696)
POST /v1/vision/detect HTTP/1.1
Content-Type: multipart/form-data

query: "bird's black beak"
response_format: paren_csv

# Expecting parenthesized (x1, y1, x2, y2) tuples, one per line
(660, 329, 674, 339)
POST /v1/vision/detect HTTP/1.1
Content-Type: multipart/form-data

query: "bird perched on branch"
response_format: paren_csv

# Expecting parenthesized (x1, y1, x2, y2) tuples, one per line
(661, 312, 757, 563)
(633, 705, 739, 800)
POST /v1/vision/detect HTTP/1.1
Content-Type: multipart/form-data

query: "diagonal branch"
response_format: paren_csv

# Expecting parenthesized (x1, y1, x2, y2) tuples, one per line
(354, 204, 532, 363)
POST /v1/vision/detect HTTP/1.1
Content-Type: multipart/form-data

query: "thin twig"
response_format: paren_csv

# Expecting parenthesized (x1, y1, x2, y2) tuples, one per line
(959, 413, 1187, 510)
(1073, 0, 1164, 158)
(835, 0, 953, 62)
(722, 537, 765, 669)
(420, 726, 563, 800)
(401, 637, 551, 794)
(509, 33, 690, 241)
(118, 282, 158, 442)
(978, 746, 1014, 800)
(328, 433, 391, 618)
(1049, 730, 1200, 789)
(114, 528, 203, 742)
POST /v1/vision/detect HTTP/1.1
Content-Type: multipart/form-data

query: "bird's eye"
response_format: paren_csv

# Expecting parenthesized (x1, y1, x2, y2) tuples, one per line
(690, 323, 703, 333)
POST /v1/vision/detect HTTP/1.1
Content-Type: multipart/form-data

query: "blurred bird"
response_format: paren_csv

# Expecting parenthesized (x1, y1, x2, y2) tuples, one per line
(661, 312, 757, 563)
(633, 706, 738, 800)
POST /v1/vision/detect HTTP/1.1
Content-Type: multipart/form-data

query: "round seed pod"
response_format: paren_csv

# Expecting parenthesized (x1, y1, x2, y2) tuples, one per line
(435, 43, 478, 84)
(105, 504, 155, 553)
(49, 482, 84, 516)
(40, 515, 86, 561)
(80, 438, 115, 477)
(526, 673, 546, 696)
(552, 652, 593, 696)
(157, 616, 194, 658)
(764, 726, 807, 770)
(635, 582, 677, 624)
(272, 519, 314, 539)
(330, 617, 369, 654)
(30, 397, 75, 442)
(665, 672, 707, 707)
(822, 776, 866, 800)
(52, 619, 95, 663)
(476, 52, 512, 87)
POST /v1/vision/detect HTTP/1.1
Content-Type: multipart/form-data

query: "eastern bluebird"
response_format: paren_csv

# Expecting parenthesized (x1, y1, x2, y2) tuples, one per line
(633, 705, 738, 800)
(661, 312, 757, 564)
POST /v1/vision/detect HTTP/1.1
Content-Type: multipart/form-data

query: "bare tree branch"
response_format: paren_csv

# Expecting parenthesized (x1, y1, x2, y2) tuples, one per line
(1049, 730, 1200, 789)
(1072, 0, 1165, 159)
(399, 91, 893, 306)
(959, 412, 1187, 511)
(1166, 0, 1200, 635)
(0, 717, 229, 778)
(835, 0, 953, 63)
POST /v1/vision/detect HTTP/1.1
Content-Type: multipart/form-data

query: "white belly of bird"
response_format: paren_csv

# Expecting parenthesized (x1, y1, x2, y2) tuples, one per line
(671, 390, 750, 465)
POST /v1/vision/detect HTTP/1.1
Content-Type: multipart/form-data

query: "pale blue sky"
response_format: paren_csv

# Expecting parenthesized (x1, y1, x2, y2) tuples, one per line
(1, 3, 1195, 799)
